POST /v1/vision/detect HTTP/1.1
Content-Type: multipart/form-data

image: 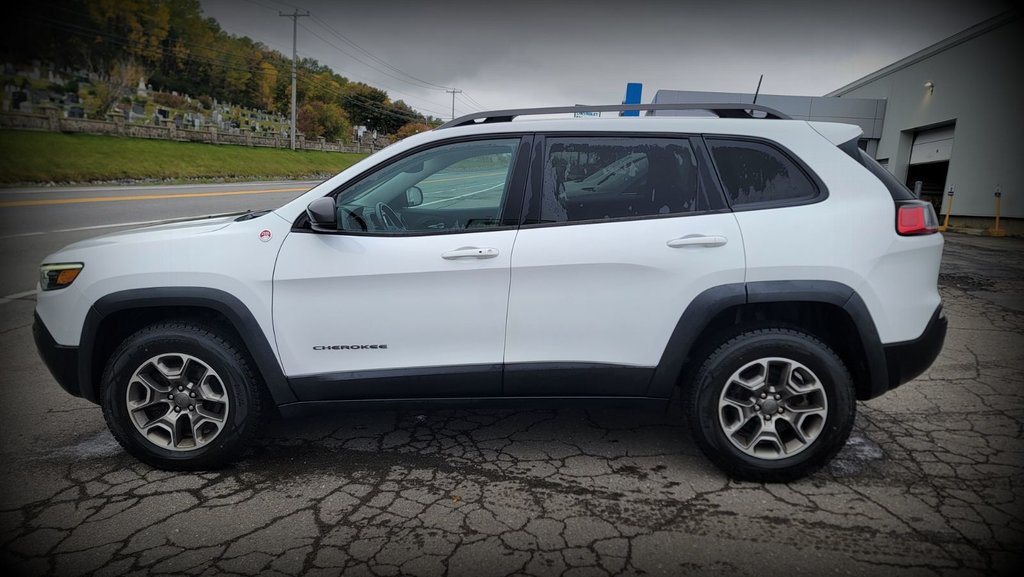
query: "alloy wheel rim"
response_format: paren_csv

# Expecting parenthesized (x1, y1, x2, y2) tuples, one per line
(125, 353, 230, 452)
(717, 356, 828, 460)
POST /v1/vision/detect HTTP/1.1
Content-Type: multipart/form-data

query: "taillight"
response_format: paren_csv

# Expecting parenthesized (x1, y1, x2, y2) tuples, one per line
(896, 201, 939, 235)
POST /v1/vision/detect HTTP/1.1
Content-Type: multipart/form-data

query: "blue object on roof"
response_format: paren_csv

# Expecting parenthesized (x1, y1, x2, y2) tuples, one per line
(620, 83, 643, 117)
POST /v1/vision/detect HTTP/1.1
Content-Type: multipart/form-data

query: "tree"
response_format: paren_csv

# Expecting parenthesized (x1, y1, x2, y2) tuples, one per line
(85, 0, 171, 65)
(377, 100, 420, 134)
(394, 122, 433, 140)
(340, 83, 389, 130)
(84, 59, 145, 118)
(1, 0, 431, 133)
(297, 101, 352, 142)
(256, 61, 278, 112)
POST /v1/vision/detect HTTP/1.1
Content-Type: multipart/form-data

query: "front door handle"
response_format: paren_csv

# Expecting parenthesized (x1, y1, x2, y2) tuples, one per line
(442, 247, 500, 260)
(666, 235, 728, 248)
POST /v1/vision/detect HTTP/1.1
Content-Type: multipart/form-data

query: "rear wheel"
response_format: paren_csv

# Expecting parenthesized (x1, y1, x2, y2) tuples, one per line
(686, 328, 855, 482)
(100, 321, 265, 470)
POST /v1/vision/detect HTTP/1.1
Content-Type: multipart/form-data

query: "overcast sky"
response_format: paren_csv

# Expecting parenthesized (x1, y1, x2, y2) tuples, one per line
(199, 0, 1014, 120)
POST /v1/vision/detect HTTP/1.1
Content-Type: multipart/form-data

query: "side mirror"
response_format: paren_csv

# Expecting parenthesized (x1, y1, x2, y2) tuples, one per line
(405, 185, 423, 207)
(306, 197, 337, 232)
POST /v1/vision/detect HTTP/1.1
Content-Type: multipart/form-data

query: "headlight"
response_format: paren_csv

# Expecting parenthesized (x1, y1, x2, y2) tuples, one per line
(39, 263, 84, 291)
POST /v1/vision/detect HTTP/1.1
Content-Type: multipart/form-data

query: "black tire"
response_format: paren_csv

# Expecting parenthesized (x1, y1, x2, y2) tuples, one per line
(100, 320, 265, 470)
(685, 328, 855, 482)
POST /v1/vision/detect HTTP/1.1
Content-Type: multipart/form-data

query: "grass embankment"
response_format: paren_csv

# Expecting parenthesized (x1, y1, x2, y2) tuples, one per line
(0, 130, 368, 184)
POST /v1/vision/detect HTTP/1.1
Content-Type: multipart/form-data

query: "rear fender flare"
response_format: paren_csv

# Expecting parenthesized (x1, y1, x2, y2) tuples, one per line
(647, 281, 887, 399)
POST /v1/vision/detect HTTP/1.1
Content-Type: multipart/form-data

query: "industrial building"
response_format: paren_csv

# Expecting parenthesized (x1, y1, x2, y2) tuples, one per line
(652, 9, 1022, 234)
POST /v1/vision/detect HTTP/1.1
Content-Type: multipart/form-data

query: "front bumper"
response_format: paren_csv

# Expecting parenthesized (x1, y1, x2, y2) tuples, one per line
(33, 312, 82, 398)
(882, 304, 947, 391)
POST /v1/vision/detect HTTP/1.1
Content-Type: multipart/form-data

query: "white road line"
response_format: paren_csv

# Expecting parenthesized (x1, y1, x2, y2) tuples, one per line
(0, 289, 36, 305)
(0, 181, 317, 195)
(2, 232, 47, 239)
(0, 214, 230, 240)
(419, 182, 505, 207)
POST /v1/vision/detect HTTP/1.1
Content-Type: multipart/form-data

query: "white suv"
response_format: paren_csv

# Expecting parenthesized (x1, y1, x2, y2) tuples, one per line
(33, 104, 947, 481)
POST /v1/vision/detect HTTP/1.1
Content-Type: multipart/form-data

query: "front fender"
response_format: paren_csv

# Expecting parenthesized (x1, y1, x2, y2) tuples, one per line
(77, 287, 296, 405)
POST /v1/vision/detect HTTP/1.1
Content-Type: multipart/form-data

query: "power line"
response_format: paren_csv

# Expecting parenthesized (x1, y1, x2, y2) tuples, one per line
(296, 22, 450, 117)
(260, 0, 305, 11)
(296, 69, 426, 126)
(233, 0, 285, 14)
(18, 14, 278, 78)
(456, 93, 485, 112)
(303, 81, 422, 125)
(460, 92, 490, 111)
(208, 0, 456, 118)
(309, 14, 450, 91)
(14, 10, 434, 130)
(235, 0, 449, 93)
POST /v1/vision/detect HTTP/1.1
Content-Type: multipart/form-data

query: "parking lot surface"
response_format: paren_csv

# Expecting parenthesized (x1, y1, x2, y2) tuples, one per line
(0, 233, 1021, 577)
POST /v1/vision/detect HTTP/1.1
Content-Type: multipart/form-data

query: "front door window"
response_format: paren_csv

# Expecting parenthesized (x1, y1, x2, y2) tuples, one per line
(335, 138, 520, 234)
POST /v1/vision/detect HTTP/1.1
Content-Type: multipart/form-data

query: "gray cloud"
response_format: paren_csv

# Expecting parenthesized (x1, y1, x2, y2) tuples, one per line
(200, 0, 1014, 118)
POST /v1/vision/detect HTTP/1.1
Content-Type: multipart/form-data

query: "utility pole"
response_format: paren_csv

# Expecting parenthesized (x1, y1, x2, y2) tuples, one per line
(446, 88, 462, 121)
(280, 10, 309, 150)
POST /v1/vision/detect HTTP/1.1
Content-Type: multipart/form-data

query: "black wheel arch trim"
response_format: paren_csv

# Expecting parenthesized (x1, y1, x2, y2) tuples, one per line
(648, 280, 897, 400)
(648, 283, 746, 398)
(883, 305, 946, 389)
(78, 287, 296, 405)
(34, 312, 82, 398)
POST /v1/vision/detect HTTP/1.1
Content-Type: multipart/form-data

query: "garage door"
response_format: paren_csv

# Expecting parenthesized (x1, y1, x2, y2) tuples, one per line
(910, 125, 954, 164)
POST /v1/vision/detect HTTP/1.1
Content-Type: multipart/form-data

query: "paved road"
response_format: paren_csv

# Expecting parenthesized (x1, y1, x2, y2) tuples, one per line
(0, 181, 319, 297)
(0, 187, 1021, 576)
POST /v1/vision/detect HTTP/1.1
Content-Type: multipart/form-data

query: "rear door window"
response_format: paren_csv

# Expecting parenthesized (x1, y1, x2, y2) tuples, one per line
(526, 136, 720, 224)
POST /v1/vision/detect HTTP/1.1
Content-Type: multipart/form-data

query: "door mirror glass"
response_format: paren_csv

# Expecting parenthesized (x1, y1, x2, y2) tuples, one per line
(405, 185, 423, 207)
(306, 197, 337, 232)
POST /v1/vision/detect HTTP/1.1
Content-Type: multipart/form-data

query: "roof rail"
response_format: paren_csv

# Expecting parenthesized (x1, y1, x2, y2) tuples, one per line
(437, 102, 791, 129)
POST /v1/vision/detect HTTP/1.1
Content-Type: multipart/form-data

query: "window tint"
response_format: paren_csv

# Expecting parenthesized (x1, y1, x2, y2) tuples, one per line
(708, 139, 818, 206)
(335, 139, 519, 234)
(534, 137, 711, 224)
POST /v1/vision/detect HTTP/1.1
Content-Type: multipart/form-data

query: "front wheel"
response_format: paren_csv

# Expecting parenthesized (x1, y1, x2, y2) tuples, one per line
(100, 321, 265, 470)
(686, 328, 855, 482)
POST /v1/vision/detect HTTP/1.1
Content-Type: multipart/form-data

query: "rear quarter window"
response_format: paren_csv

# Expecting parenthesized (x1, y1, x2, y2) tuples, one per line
(707, 138, 821, 208)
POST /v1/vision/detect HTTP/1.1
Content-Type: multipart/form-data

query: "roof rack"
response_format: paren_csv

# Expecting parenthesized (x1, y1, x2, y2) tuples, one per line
(437, 102, 791, 129)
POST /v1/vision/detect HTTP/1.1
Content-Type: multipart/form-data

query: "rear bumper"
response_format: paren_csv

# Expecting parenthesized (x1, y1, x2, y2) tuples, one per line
(882, 304, 947, 391)
(33, 312, 83, 398)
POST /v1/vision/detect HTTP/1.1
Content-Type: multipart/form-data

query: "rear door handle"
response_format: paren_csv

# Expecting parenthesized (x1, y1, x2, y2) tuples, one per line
(442, 247, 500, 260)
(666, 235, 728, 248)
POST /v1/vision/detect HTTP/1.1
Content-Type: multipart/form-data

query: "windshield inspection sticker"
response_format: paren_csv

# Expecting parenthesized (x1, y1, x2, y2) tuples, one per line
(259, 229, 272, 242)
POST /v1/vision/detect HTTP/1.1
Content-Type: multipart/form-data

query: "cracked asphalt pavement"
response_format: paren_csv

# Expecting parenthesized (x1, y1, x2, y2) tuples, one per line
(0, 233, 1021, 577)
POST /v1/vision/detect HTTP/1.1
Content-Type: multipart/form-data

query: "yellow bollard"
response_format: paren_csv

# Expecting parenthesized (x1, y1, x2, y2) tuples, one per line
(939, 185, 954, 232)
(988, 185, 1006, 237)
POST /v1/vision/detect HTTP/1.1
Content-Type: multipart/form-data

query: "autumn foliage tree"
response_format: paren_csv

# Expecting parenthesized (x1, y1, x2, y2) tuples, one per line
(2, 0, 433, 135)
(394, 123, 434, 140)
(297, 101, 352, 142)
